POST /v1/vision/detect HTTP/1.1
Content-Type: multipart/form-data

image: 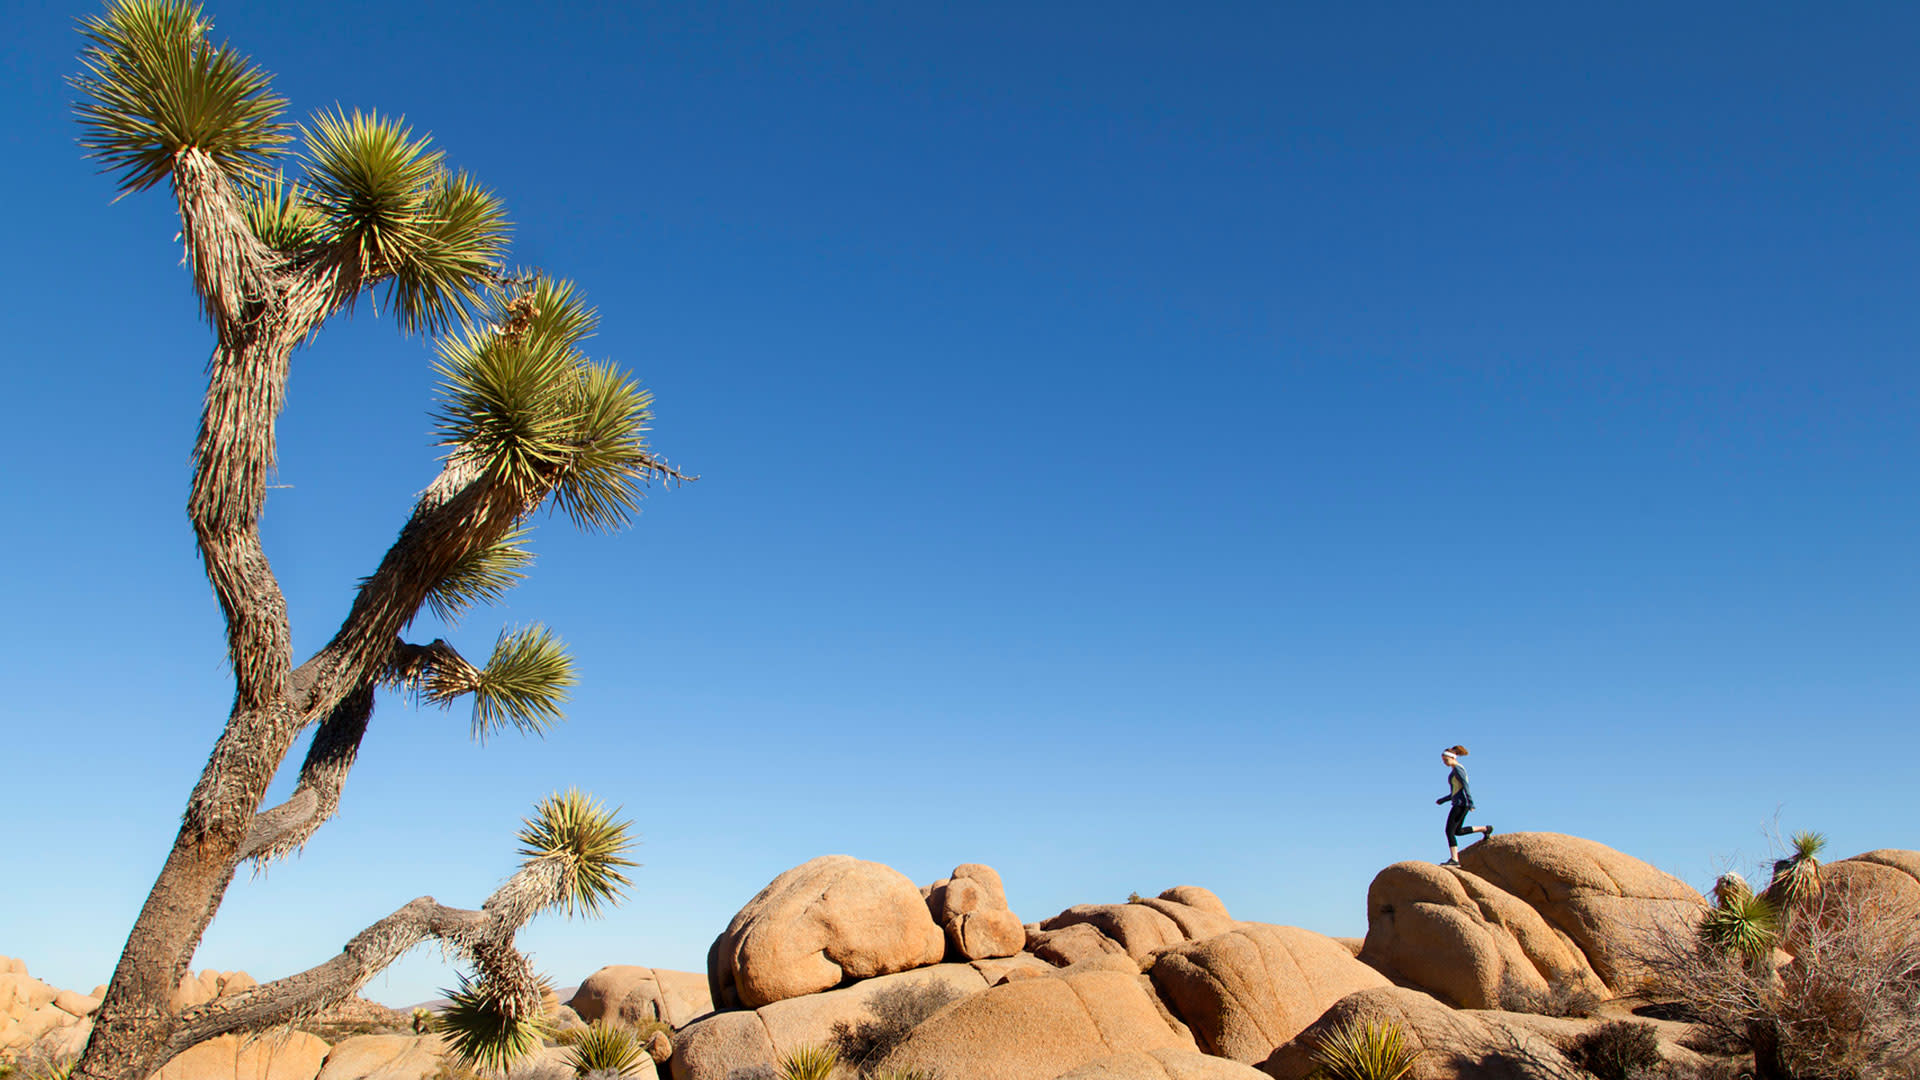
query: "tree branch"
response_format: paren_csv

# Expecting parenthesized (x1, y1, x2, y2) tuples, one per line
(165, 856, 569, 1051)
(238, 683, 375, 864)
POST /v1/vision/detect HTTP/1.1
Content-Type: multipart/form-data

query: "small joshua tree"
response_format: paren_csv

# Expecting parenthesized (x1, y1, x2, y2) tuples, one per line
(67, 3, 683, 1079)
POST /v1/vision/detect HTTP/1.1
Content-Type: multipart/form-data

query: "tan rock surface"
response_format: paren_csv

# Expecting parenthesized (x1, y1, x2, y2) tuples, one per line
(671, 962, 994, 1080)
(1041, 904, 1187, 963)
(1029, 922, 1129, 967)
(0, 975, 56, 1014)
(1359, 861, 1606, 1010)
(1259, 987, 1574, 1080)
(155, 1031, 330, 1080)
(313, 1035, 447, 1080)
(927, 864, 1025, 961)
(1458, 833, 1704, 991)
(569, 966, 714, 1028)
(878, 969, 1198, 1080)
(52, 990, 100, 1019)
(1823, 850, 1920, 919)
(1150, 925, 1392, 1063)
(1158, 888, 1232, 920)
(1058, 1047, 1273, 1080)
(709, 855, 946, 1009)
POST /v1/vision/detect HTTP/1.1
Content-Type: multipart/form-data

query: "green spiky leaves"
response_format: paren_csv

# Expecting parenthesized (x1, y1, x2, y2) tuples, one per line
(424, 528, 535, 623)
(1702, 891, 1781, 964)
(437, 973, 552, 1071)
(517, 789, 637, 919)
(243, 172, 324, 251)
(74, 0, 289, 193)
(303, 110, 509, 332)
(435, 279, 671, 529)
(565, 1022, 648, 1078)
(1310, 1017, 1420, 1080)
(421, 625, 575, 740)
(776, 1044, 841, 1080)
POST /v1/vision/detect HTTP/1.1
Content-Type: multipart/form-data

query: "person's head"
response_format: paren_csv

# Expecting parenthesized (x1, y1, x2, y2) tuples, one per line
(1441, 744, 1469, 766)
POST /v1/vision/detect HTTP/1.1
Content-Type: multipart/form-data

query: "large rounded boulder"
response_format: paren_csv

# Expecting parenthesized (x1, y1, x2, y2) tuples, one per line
(877, 968, 1197, 1080)
(1821, 850, 1920, 920)
(1038, 888, 1237, 965)
(1149, 924, 1391, 1063)
(569, 966, 713, 1028)
(1457, 833, 1703, 991)
(708, 855, 947, 1009)
(1359, 861, 1607, 1010)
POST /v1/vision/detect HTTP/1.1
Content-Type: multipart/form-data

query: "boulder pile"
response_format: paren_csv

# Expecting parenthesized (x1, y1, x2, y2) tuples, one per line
(12, 833, 1913, 1080)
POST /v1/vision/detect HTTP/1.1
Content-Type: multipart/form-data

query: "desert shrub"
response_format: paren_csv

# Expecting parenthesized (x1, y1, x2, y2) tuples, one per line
(564, 1022, 647, 1077)
(828, 980, 963, 1073)
(2, 1048, 75, 1080)
(1499, 973, 1602, 1018)
(777, 1043, 840, 1080)
(869, 1070, 940, 1080)
(1127, 892, 1144, 904)
(1572, 1021, 1663, 1080)
(1635, 843, 1920, 1080)
(1310, 1017, 1420, 1080)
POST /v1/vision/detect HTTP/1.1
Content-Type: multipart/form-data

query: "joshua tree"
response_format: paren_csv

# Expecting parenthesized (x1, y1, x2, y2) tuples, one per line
(67, 3, 684, 1078)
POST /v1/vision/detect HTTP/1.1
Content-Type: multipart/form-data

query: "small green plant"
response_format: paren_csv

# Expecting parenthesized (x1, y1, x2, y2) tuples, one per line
(869, 1070, 939, 1080)
(564, 1022, 646, 1077)
(1572, 1020, 1662, 1080)
(437, 973, 556, 1071)
(1700, 891, 1781, 964)
(412, 1007, 437, 1034)
(1126, 892, 1144, 904)
(1310, 1017, 1420, 1080)
(778, 1044, 840, 1080)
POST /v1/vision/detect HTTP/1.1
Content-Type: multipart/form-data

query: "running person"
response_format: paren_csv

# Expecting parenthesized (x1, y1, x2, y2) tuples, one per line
(1436, 744, 1493, 866)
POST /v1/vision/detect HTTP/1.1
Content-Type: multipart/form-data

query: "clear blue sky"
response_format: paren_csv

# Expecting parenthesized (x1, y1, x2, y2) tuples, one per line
(3, 1, 1917, 1007)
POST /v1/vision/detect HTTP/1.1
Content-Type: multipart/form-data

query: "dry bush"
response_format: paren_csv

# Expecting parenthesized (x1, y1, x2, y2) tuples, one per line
(1635, 884, 1920, 1080)
(1573, 1021, 1663, 1080)
(828, 981, 963, 1075)
(1499, 973, 1603, 1019)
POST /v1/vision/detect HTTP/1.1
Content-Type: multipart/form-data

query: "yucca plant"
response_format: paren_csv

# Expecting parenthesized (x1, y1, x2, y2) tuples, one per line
(1701, 891, 1782, 969)
(64, 4, 685, 1080)
(1765, 830, 1827, 925)
(869, 1071, 940, 1080)
(778, 1044, 842, 1080)
(1310, 1017, 1420, 1080)
(564, 1022, 647, 1078)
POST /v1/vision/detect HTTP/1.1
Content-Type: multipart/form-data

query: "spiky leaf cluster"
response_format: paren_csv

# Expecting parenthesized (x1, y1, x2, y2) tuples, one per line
(564, 1022, 647, 1078)
(435, 279, 664, 529)
(1767, 830, 1828, 916)
(516, 789, 637, 918)
(74, 0, 288, 193)
(777, 1044, 840, 1080)
(423, 527, 535, 623)
(421, 625, 575, 740)
(1701, 891, 1781, 964)
(437, 973, 553, 1071)
(303, 109, 509, 331)
(1310, 1017, 1420, 1080)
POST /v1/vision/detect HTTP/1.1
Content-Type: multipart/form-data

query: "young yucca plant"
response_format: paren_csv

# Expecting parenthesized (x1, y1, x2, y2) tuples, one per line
(778, 1043, 841, 1080)
(1310, 1017, 1420, 1080)
(1766, 830, 1828, 916)
(869, 1070, 940, 1080)
(1701, 891, 1781, 966)
(564, 1022, 646, 1078)
(436, 973, 554, 1072)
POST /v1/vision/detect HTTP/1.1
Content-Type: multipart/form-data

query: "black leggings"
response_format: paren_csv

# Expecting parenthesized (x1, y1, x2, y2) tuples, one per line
(1445, 802, 1475, 842)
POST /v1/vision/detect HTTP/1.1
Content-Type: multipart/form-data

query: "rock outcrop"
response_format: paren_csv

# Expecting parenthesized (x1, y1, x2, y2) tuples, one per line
(877, 968, 1198, 1080)
(925, 864, 1026, 961)
(1149, 925, 1391, 1063)
(1457, 833, 1704, 991)
(153, 1032, 330, 1080)
(1038, 888, 1237, 965)
(312, 1035, 445, 1080)
(1259, 987, 1575, 1080)
(1359, 861, 1607, 1010)
(569, 966, 713, 1028)
(708, 855, 947, 1009)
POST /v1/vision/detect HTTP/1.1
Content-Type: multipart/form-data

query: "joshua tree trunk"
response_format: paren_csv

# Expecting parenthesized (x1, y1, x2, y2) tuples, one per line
(70, 8, 667, 1076)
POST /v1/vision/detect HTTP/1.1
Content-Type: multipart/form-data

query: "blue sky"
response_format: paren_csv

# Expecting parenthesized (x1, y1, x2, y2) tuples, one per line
(3, 1, 1917, 1006)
